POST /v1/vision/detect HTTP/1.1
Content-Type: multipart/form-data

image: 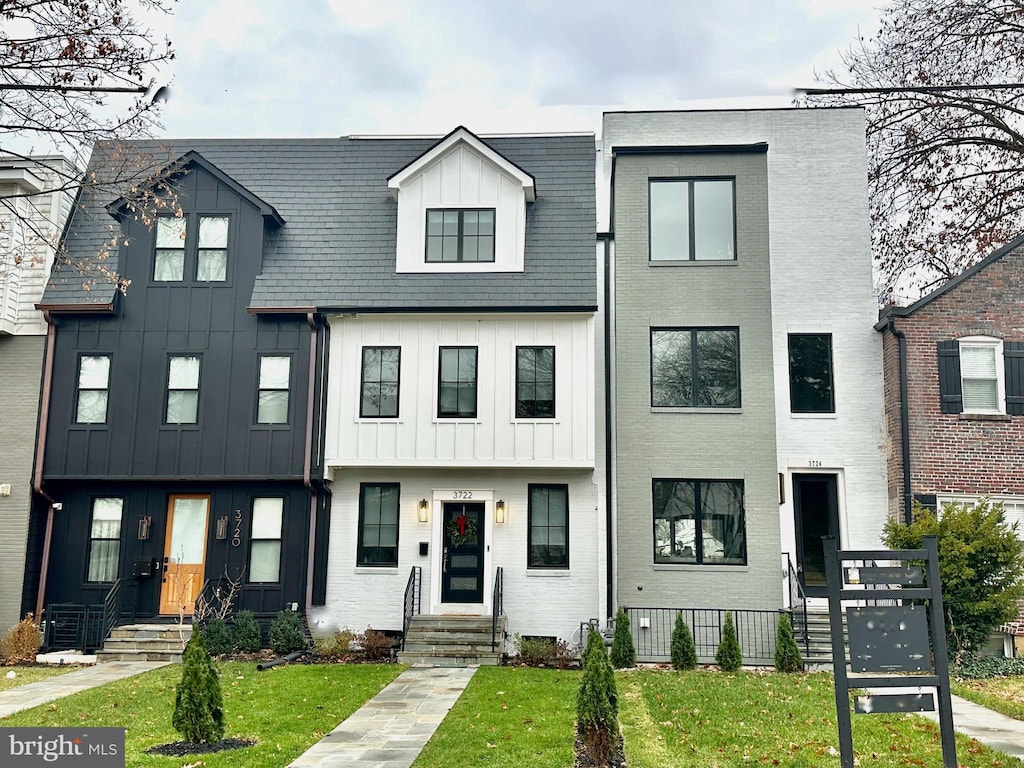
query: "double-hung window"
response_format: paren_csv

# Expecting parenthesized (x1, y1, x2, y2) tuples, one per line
(75, 355, 111, 424)
(528, 484, 568, 568)
(426, 209, 495, 262)
(438, 346, 478, 418)
(516, 346, 555, 418)
(357, 483, 399, 567)
(960, 338, 1003, 413)
(153, 214, 229, 282)
(361, 346, 400, 418)
(249, 498, 283, 582)
(166, 355, 201, 424)
(196, 216, 229, 281)
(652, 479, 746, 565)
(788, 333, 835, 413)
(256, 356, 290, 424)
(87, 497, 123, 582)
(651, 328, 740, 408)
(154, 217, 186, 281)
(650, 179, 735, 261)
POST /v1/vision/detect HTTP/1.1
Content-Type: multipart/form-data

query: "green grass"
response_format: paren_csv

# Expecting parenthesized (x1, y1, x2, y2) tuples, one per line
(413, 666, 579, 768)
(621, 669, 1021, 767)
(0, 661, 402, 768)
(0, 665, 81, 692)
(953, 677, 1024, 722)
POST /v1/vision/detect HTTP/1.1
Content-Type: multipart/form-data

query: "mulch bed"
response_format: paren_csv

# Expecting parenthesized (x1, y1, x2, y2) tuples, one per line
(145, 737, 254, 756)
(573, 732, 627, 768)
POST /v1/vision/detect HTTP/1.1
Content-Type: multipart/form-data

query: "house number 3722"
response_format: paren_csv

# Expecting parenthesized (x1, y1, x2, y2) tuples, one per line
(453, 490, 473, 499)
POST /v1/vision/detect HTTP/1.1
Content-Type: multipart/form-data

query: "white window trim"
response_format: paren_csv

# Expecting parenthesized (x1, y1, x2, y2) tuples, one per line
(959, 336, 1005, 414)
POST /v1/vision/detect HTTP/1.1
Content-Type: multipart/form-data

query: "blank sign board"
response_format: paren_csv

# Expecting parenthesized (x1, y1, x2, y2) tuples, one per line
(847, 605, 930, 673)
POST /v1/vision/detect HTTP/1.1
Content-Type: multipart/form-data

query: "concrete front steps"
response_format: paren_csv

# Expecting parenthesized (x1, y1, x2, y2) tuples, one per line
(398, 615, 505, 667)
(792, 606, 847, 666)
(96, 624, 192, 663)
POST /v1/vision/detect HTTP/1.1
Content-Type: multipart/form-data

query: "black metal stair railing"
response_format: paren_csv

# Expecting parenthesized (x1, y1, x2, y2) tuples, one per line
(401, 566, 421, 651)
(491, 566, 504, 651)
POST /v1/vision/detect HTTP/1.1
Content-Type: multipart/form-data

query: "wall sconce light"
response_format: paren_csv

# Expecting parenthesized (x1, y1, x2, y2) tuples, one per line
(495, 499, 506, 524)
(216, 516, 229, 540)
(418, 499, 429, 523)
(137, 516, 152, 541)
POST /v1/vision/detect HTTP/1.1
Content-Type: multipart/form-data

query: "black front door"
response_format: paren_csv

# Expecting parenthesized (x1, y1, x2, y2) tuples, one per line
(441, 502, 485, 604)
(793, 473, 840, 598)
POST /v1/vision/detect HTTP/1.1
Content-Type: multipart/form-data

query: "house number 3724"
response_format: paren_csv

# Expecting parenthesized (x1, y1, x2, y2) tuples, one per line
(807, 460, 822, 467)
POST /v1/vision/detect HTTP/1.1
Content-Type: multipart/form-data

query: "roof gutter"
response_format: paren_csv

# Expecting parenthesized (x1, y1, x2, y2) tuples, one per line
(599, 231, 614, 621)
(33, 311, 57, 619)
(883, 315, 913, 523)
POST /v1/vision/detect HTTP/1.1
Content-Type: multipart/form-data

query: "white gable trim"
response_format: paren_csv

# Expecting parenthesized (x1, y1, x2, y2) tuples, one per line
(388, 126, 536, 202)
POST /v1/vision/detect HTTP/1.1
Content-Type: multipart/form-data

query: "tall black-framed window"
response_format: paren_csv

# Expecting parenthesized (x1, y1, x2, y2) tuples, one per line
(87, 497, 123, 582)
(425, 209, 495, 262)
(788, 333, 835, 413)
(361, 346, 400, 418)
(249, 497, 283, 583)
(438, 346, 478, 418)
(75, 354, 111, 424)
(652, 479, 746, 565)
(196, 215, 229, 282)
(154, 216, 186, 281)
(649, 178, 736, 261)
(357, 483, 399, 567)
(166, 355, 201, 424)
(516, 346, 555, 418)
(528, 484, 569, 569)
(256, 355, 290, 424)
(651, 327, 740, 408)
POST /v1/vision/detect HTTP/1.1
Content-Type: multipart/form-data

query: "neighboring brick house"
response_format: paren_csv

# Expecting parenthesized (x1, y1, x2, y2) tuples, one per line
(876, 234, 1024, 525)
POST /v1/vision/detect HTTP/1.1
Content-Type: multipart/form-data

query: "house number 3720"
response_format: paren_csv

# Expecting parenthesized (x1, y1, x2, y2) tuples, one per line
(453, 490, 473, 499)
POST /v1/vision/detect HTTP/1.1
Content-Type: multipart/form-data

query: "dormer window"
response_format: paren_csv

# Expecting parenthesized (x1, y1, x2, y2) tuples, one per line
(197, 216, 229, 281)
(153, 214, 230, 283)
(426, 209, 495, 263)
(154, 217, 186, 281)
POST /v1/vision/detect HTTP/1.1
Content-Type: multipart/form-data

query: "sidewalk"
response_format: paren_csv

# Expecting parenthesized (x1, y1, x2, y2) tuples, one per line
(288, 665, 477, 768)
(922, 693, 1024, 761)
(0, 661, 170, 718)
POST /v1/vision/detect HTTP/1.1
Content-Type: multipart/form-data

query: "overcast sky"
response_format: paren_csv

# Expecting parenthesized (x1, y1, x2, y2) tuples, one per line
(153, 0, 882, 139)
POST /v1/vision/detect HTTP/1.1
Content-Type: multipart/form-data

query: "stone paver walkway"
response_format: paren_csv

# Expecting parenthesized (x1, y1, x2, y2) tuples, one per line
(919, 693, 1024, 761)
(288, 665, 477, 768)
(0, 661, 170, 717)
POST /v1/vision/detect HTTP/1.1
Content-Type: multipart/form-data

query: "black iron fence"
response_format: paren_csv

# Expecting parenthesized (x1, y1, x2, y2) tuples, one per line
(622, 606, 790, 665)
(43, 581, 138, 653)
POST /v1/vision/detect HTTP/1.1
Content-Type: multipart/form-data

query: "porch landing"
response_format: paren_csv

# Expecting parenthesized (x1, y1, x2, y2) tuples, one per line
(96, 623, 192, 663)
(397, 615, 505, 667)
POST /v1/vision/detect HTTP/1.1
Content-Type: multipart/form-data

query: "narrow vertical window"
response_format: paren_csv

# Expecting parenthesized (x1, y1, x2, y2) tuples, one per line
(960, 340, 1003, 412)
(360, 346, 400, 418)
(249, 498, 283, 582)
(788, 333, 835, 413)
(516, 346, 555, 418)
(257, 356, 290, 424)
(357, 483, 399, 567)
(528, 485, 569, 568)
(166, 355, 201, 424)
(438, 346, 478, 418)
(75, 355, 111, 424)
(196, 216, 229, 281)
(154, 216, 186, 281)
(87, 498, 123, 582)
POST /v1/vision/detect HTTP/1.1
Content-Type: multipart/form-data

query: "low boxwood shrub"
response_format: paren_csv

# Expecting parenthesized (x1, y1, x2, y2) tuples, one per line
(233, 610, 262, 653)
(200, 618, 233, 656)
(268, 611, 306, 655)
(516, 635, 574, 668)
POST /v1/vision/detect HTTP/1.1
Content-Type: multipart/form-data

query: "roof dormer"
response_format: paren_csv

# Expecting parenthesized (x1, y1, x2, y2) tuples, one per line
(387, 126, 535, 274)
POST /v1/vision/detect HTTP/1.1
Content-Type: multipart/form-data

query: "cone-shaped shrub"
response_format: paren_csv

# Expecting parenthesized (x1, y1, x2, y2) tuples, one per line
(715, 611, 742, 672)
(173, 628, 224, 743)
(774, 613, 803, 673)
(576, 628, 618, 765)
(671, 612, 697, 670)
(233, 610, 262, 653)
(609, 607, 636, 669)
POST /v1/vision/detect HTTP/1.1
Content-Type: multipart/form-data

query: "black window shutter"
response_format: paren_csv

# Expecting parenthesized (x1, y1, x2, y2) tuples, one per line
(1005, 342, 1024, 415)
(937, 340, 962, 414)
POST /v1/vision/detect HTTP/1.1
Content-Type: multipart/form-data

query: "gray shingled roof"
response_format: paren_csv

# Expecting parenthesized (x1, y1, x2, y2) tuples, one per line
(43, 134, 597, 311)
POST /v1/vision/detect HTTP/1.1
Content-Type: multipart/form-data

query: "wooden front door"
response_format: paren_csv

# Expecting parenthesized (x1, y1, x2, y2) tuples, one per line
(441, 502, 485, 604)
(159, 495, 210, 616)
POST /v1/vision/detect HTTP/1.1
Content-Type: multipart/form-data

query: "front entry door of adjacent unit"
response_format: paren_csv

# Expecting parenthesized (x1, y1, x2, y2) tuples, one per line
(159, 495, 210, 615)
(441, 502, 485, 604)
(793, 474, 839, 598)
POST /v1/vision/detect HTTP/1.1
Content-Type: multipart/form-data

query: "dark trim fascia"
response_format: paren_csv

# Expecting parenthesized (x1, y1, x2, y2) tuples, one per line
(39, 475, 308, 483)
(612, 143, 768, 157)
(597, 231, 614, 241)
(602, 236, 614, 620)
(252, 304, 600, 315)
(106, 150, 285, 226)
(876, 232, 1024, 325)
(603, 106, 863, 116)
(35, 302, 115, 314)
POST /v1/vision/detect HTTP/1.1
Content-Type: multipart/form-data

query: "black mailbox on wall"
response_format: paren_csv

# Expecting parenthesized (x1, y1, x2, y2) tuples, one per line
(132, 559, 153, 578)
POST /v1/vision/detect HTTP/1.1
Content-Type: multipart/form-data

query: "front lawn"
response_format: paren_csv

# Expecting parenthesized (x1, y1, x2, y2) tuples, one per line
(953, 676, 1024, 722)
(0, 664, 80, 692)
(0, 661, 402, 768)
